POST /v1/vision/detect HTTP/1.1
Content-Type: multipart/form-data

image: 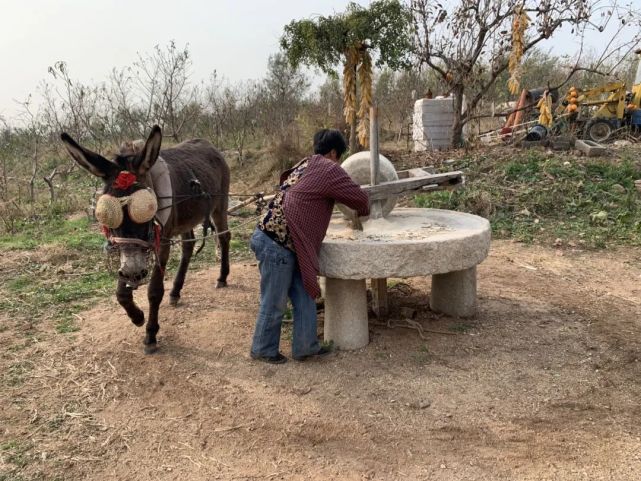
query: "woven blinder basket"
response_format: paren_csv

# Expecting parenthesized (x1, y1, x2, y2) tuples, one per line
(95, 189, 157, 228)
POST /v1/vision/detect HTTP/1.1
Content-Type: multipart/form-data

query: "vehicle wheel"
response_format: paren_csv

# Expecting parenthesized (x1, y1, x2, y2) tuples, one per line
(585, 119, 614, 143)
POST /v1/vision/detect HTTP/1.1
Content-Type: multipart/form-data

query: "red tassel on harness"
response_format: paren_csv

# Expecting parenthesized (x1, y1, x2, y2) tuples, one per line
(101, 225, 110, 239)
(113, 171, 137, 190)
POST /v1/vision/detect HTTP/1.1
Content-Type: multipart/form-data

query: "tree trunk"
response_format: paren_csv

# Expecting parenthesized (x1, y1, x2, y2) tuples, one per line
(29, 139, 38, 204)
(43, 177, 55, 204)
(43, 167, 59, 204)
(451, 84, 465, 148)
(349, 116, 357, 154)
(0, 157, 7, 201)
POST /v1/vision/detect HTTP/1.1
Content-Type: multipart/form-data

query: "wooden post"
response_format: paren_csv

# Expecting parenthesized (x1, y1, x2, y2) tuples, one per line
(371, 278, 388, 319)
(369, 105, 387, 318)
(369, 105, 383, 220)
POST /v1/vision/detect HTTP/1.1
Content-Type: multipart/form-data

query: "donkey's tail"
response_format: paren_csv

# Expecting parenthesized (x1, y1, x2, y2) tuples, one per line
(194, 216, 212, 257)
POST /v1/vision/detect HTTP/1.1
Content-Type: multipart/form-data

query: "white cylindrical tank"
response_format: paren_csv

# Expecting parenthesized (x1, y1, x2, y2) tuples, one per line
(413, 98, 455, 151)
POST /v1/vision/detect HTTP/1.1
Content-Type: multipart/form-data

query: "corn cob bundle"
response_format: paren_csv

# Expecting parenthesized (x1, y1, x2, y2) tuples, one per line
(507, 6, 529, 95)
(507, 65, 523, 96)
(343, 46, 359, 127)
(357, 49, 373, 148)
(537, 92, 553, 127)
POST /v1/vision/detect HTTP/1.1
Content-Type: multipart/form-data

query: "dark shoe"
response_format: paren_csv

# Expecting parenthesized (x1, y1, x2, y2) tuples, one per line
(250, 352, 288, 364)
(292, 346, 334, 362)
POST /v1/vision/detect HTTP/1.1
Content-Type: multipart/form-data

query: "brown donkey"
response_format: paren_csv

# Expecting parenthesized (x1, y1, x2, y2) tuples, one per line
(61, 126, 230, 353)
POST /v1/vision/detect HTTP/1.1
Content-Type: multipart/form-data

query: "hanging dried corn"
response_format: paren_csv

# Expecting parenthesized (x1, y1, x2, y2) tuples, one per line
(507, 5, 529, 95)
(357, 49, 373, 148)
(343, 46, 359, 128)
(537, 91, 553, 127)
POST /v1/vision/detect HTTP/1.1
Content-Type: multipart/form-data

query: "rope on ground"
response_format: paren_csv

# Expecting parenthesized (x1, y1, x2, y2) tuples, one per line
(373, 318, 457, 338)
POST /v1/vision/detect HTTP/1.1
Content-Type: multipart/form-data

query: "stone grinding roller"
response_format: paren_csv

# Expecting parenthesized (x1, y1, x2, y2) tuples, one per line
(337, 151, 399, 220)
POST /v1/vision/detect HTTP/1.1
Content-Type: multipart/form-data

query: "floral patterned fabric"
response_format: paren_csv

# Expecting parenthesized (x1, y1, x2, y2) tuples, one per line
(258, 158, 309, 251)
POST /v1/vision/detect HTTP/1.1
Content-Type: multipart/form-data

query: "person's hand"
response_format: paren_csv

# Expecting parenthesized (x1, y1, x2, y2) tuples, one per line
(348, 211, 363, 230)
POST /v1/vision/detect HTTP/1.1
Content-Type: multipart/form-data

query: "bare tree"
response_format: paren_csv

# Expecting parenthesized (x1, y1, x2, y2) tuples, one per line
(43, 61, 113, 150)
(205, 75, 260, 166)
(0, 117, 10, 200)
(133, 41, 200, 142)
(376, 68, 437, 140)
(204, 71, 228, 147)
(259, 53, 309, 148)
(411, 0, 641, 146)
(225, 82, 260, 166)
(104, 67, 143, 139)
(16, 97, 45, 204)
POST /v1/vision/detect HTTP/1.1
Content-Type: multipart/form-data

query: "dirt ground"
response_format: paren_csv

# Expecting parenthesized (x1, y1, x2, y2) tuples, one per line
(1, 240, 641, 480)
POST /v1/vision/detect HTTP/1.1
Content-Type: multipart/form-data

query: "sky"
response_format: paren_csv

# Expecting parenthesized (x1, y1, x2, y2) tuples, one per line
(1, 0, 636, 122)
(0, 0, 361, 120)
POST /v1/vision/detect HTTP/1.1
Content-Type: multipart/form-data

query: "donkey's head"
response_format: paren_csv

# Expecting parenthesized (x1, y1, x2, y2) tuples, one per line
(61, 126, 163, 287)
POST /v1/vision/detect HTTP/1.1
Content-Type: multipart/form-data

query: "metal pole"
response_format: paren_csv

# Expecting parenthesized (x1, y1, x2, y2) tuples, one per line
(369, 105, 383, 219)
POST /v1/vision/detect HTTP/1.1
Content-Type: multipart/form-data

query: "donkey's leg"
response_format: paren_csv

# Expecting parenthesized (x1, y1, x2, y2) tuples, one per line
(116, 279, 145, 327)
(169, 230, 195, 306)
(144, 243, 171, 354)
(211, 209, 231, 288)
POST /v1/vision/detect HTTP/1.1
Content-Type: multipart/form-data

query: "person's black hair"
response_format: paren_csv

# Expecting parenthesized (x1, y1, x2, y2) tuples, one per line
(313, 129, 347, 158)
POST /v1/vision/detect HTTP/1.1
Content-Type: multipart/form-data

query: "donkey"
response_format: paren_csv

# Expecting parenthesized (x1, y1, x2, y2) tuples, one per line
(61, 125, 230, 353)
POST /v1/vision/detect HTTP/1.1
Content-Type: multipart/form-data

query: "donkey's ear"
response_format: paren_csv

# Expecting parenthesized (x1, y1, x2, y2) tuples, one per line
(60, 133, 118, 178)
(135, 125, 162, 175)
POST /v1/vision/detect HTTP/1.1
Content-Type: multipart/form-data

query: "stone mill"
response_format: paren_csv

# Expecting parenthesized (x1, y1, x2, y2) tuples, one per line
(318, 108, 491, 350)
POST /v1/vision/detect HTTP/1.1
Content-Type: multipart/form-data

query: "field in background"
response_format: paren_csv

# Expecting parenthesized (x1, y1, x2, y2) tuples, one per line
(1, 143, 641, 480)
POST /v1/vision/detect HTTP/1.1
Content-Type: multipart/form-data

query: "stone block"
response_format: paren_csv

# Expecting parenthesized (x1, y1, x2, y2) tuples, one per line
(575, 139, 608, 157)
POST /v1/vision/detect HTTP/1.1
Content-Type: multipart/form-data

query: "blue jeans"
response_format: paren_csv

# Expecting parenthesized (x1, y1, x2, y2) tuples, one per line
(250, 229, 321, 358)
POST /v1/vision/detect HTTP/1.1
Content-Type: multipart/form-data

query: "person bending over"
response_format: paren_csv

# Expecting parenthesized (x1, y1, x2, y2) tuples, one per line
(249, 129, 370, 364)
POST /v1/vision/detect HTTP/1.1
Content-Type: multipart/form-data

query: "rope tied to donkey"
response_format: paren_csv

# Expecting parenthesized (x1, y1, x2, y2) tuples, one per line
(161, 213, 264, 246)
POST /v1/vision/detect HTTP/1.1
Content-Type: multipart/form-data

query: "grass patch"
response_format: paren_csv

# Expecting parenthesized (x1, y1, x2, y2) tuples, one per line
(320, 339, 334, 351)
(411, 345, 431, 364)
(448, 322, 473, 333)
(55, 318, 80, 334)
(0, 209, 254, 334)
(412, 149, 641, 248)
(6, 277, 34, 292)
(230, 238, 250, 255)
(4, 361, 34, 387)
(0, 264, 115, 331)
(47, 414, 66, 432)
(0, 216, 103, 252)
(0, 440, 32, 469)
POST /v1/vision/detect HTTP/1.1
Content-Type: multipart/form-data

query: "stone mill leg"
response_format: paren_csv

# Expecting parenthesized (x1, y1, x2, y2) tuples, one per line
(323, 278, 369, 350)
(430, 267, 477, 318)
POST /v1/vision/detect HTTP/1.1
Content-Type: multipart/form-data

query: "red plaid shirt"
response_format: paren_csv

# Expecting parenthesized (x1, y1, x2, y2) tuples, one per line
(283, 154, 369, 298)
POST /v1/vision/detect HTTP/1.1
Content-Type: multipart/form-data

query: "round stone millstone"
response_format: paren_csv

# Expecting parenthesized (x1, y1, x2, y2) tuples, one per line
(319, 208, 491, 279)
(337, 151, 399, 219)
